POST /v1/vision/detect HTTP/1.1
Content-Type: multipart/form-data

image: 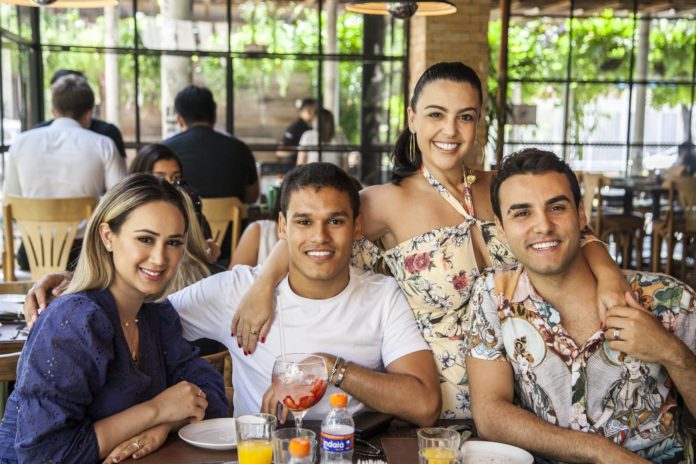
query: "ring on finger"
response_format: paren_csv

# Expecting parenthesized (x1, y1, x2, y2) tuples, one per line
(197, 388, 203, 397)
(249, 329, 259, 336)
(613, 328, 621, 341)
(132, 441, 141, 451)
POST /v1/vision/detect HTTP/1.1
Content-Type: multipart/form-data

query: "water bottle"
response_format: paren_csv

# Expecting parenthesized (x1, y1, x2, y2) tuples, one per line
(320, 393, 354, 464)
(288, 437, 312, 464)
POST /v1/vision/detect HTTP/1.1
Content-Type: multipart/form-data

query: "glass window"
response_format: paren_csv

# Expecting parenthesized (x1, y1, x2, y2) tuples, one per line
(40, 6, 134, 48)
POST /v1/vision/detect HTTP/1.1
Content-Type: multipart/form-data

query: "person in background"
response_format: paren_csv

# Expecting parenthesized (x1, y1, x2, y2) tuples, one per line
(466, 149, 695, 463)
(163, 85, 259, 264)
(676, 141, 696, 176)
(277, 98, 317, 165)
(0, 174, 226, 463)
(162, 85, 259, 204)
(35, 69, 127, 158)
(231, 62, 631, 420)
(3, 74, 126, 272)
(297, 108, 348, 169)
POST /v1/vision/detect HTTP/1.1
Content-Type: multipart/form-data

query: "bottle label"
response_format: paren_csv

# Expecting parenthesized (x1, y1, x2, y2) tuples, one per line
(320, 431, 354, 453)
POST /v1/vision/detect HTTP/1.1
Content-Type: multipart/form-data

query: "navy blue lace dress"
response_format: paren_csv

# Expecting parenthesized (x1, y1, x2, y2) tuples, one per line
(0, 289, 226, 463)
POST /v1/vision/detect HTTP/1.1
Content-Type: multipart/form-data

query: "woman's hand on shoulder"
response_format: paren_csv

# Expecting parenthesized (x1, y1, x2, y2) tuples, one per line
(102, 423, 172, 463)
(231, 275, 275, 354)
(148, 381, 208, 425)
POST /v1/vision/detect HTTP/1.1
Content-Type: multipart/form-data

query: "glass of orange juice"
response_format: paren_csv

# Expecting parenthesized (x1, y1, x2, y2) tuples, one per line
(236, 414, 277, 464)
(417, 428, 460, 464)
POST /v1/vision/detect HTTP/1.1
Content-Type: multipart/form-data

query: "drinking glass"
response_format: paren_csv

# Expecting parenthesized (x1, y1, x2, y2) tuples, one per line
(272, 427, 316, 464)
(271, 353, 328, 430)
(417, 427, 460, 464)
(236, 413, 277, 464)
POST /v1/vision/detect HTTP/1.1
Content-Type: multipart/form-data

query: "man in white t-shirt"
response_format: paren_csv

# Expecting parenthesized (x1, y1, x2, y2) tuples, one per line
(24, 163, 441, 426)
(169, 162, 440, 424)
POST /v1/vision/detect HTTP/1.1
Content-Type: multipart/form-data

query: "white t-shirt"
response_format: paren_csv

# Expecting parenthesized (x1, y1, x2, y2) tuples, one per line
(2, 118, 125, 199)
(169, 266, 429, 418)
(298, 130, 348, 167)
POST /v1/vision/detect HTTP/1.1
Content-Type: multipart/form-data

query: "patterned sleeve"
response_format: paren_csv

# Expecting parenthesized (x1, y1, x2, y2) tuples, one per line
(351, 238, 392, 276)
(157, 301, 228, 419)
(466, 273, 507, 361)
(14, 295, 113, 463)
(672, 281, 696, 356)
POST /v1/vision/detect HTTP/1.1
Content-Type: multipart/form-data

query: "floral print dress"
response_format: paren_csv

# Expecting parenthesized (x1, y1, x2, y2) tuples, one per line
(353, 167, 516, 418)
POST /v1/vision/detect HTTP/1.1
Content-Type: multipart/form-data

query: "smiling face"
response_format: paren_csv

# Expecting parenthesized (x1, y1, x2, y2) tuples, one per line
(152, 159, 182, 184)
(408, 79, 480, 172)
(496, 172, 586, 278)
(100, 200, 186, 304)
(278, 186, 362, 299)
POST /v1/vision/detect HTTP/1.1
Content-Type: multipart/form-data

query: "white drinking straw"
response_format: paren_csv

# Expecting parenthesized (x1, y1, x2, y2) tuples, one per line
(276, 293, 286, 361)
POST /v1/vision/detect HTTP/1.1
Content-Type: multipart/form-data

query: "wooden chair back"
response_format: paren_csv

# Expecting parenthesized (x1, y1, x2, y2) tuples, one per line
(578, 172, 604, 232)
(3, 196, 96, 281)
(673, 177, 696, 233)
(201, 197, 247, 261)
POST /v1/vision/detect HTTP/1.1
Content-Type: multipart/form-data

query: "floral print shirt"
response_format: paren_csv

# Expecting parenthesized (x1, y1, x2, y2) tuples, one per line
(467, 266, 696, 463)
(352, 168, 516, 419)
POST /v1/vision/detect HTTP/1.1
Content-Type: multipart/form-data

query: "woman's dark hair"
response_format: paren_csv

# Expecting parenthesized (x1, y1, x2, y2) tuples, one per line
(391, 62, 483, 185)
(130, 144, 183, 176)
(317, 108, 336, 144)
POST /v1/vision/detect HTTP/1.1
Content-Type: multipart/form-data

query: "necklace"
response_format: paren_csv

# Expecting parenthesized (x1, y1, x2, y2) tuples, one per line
(121, 318, 140, 363)
(461, 168, 476, 216)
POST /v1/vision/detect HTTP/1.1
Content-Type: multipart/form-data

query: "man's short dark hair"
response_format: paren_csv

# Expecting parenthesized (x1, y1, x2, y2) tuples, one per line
(174, 85, 216, 126)
(51, 75, 95, 120)
(298, 98, 316, 111)
(491, 148, 581, 221)
(50, 69, 85, 85)
(280, 162, 360, 219)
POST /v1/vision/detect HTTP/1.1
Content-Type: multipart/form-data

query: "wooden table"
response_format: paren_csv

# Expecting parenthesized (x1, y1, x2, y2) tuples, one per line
(137, 419, 474, 463)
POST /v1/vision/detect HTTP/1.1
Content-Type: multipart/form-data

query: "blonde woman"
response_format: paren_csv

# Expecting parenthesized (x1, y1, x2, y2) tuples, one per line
(0, 174, 226, 463)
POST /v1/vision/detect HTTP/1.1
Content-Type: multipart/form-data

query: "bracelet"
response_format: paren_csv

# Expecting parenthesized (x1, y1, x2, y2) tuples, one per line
(334, 360, 349, 388)
(329, 356, 342, 384)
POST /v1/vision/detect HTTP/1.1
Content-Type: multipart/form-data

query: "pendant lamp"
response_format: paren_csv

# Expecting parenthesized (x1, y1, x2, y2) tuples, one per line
(346, 0, 456, 19)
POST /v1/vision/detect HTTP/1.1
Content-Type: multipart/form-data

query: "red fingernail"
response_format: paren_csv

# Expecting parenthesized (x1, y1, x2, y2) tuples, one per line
(261, 337, 266, 343)
(238, 342, 242, 348)
(231, 331, 235, 337)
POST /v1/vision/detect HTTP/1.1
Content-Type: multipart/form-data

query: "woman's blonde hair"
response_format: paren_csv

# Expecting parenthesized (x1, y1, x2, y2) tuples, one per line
(65, 174, 190, 301)
(167, 188, 211, 293)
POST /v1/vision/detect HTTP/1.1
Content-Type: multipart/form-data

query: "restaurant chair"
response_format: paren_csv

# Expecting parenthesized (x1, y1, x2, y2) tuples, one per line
(651, 177, 696, 283)
(201, 350, 234, 416)
(579, 172, 645, 270)
(200, 197, 247, 262)
(3, 196, 96, 282)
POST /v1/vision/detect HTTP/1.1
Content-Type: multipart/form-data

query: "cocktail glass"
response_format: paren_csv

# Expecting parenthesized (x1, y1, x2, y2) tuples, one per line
(271, 353, 328, 430)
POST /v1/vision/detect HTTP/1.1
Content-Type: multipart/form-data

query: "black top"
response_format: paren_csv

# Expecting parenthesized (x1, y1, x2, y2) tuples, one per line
(162, 125, 258, 199)
(281, 118, 312, 147)
(35, 118, 127, 158)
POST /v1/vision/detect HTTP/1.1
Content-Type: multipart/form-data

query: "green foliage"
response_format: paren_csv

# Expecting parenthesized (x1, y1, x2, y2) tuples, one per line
(489, 10, 695, 146)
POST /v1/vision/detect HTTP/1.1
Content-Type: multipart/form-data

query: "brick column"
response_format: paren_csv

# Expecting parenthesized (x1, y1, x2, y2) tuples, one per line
(409, 0, 491, 167)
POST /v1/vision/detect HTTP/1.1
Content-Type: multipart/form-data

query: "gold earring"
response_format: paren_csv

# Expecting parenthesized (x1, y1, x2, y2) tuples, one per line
(409, 132, 417, 166)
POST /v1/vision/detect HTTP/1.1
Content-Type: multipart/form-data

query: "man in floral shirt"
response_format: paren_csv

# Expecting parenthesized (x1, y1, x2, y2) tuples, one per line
(466, 148, 696, 463)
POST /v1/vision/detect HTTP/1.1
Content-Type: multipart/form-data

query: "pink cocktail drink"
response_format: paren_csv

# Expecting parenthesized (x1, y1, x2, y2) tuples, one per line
(272, 354, 328, 430)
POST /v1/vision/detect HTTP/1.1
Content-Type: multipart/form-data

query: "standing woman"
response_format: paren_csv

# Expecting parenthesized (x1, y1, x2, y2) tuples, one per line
(0, 174, 227, 463)
(232, 63, 629, 420)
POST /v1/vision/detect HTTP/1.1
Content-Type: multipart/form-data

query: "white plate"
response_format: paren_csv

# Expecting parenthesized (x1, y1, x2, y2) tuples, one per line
(460, 441, 534, 464)
(0, 295, 25, 304)
(178, 418, 237, 450)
